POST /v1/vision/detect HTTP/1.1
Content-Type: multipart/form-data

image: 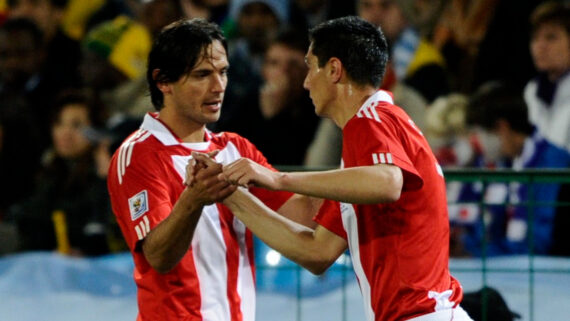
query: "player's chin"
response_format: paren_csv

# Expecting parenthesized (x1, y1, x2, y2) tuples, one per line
(203, 112, 221, 124)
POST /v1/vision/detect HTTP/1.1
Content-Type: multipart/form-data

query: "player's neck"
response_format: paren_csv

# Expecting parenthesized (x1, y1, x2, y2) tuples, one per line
(157, 110, 207, 143)
(332, 84, 378, 128)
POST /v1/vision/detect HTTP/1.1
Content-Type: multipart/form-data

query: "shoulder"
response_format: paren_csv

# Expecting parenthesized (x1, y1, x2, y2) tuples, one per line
(109, 129, 158, 182)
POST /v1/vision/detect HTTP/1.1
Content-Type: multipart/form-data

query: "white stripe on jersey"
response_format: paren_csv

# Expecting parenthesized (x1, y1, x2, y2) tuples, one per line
(135, 225, 143, 240)
(372, 153, 393, 165)
(117, 130, 151, 184)
(134, 216, 151, 240)
(188, 142, 256, 321)
(192, 204, 231, 321)
(143, 216, 150, 234)
(356, 104, 381, 123)
(234, 216, 256, 321)
(340, 202, 375, 321)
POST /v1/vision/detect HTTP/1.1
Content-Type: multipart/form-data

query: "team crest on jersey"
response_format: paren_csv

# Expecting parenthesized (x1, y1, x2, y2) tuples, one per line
(129, 190, 149, 221)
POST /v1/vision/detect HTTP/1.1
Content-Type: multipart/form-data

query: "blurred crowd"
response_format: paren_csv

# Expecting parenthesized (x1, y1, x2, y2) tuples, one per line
(0, 0, 569, 258)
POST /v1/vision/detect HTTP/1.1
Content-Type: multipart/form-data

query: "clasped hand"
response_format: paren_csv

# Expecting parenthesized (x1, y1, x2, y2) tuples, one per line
(186, 151, 280, 193)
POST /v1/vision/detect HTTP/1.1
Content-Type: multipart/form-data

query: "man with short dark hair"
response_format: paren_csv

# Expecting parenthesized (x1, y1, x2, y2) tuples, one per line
(195, 16, 473, 321)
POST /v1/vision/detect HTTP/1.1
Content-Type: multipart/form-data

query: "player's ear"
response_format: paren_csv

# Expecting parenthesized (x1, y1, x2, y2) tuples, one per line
(153, 69, 172, 94)
(328, 58, 343, 83)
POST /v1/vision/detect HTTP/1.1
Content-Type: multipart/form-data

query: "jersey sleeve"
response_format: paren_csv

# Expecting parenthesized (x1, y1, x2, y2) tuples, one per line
(108, 148, 174, 251)
(314, 199, 347, 239)
(343, 107, 423, 191)
(227, 133, 294, 210)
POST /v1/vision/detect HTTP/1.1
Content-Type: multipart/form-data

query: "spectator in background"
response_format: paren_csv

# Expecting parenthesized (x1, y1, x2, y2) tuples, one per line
(213, 0, 287, 132)
(366, 0, 448, 103)
(424, 93, 486, 168)
(0, 18, 47, 213)
(79, 15, 152, 121)
(8, 0, 81, 93)
(130, 0, 184, 39)
(463, 82, 570, 256)
(179, 0, 232, 34)
(220, 28, 319, 166)
(289, 0, 355, 30)
(524, 1, 570, 154)
(433, 0, 538, 93)
(6, 90, 116, 256)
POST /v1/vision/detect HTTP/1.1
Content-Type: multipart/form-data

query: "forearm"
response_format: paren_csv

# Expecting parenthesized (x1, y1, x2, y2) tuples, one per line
(142, 190, 203, 273)
(225, 189, 336, 274)
(277, 165, 402, 204)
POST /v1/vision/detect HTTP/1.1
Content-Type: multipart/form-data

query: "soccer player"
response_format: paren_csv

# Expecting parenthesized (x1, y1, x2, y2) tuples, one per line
(107, 19, 319, 321)
(195, 16, 473, 321)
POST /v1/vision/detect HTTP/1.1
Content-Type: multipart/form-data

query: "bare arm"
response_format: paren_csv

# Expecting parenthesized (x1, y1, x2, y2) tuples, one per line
(276, 194, 322, 229)
(141, 161, 235, 274)
(219, 157, 403, 204)
(224, 188, 347, 275)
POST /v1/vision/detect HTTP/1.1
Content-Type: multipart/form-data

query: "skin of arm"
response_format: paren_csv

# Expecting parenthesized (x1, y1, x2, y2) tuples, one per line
(223, 187, 348, 275)
(141, 162, 236, 274)
(218, 157, 403, 204)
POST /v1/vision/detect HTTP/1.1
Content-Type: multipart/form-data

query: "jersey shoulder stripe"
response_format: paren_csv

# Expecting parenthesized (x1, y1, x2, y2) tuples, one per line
(116, 129, 152, 184)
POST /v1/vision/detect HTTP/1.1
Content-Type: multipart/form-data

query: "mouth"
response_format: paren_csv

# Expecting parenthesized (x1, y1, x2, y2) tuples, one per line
(203, 100, 222, 112)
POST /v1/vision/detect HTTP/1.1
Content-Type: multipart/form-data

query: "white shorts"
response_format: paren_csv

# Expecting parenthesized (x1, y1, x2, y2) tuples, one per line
(406, 305, 474, 321)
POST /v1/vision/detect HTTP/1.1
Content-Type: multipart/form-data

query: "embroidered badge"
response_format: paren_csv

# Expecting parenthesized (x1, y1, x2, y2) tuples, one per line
(129, 190, 149, 221)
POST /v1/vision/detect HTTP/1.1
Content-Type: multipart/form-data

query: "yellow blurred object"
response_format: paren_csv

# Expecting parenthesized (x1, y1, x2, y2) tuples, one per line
(52, 210, 71, 255)
(83, 15, 151, 79)
(61, 0, 106, 40)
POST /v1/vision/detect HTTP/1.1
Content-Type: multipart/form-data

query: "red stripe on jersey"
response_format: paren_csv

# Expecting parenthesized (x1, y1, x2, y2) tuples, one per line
(218, 205, 243, 321)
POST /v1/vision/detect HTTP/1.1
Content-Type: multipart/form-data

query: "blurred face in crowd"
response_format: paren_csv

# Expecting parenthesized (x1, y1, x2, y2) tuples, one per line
(0, 28, 44, 87)
(52, 103, 92, 159)
(530, 22, 570, 80)
(357, 0, 406, 42)
(492, 121, 522, 159)
(357, 0, 384, 27)
(238, 3, 279, 52)
(160, 40, 228, 126)
(141, 0, 183, 38)
(263, 43, 307, 95)
(8, 0, 64, 39)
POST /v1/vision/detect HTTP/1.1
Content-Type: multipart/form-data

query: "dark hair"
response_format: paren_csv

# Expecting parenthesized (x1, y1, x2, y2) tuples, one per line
(308, 16, 388, 88)
(147, 18, 227, 110)
(466, 82, 534, 135)
(8, 0, 68, 9)
(50, 89, 104, 128)
(0, 17, 44, 48)
(530, 1, 570, 35)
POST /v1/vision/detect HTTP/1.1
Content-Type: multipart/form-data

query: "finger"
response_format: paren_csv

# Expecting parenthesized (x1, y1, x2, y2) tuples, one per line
(193, 151, 219, 167)
(217, 184, 238, 200)
(207, 150, 220, 158)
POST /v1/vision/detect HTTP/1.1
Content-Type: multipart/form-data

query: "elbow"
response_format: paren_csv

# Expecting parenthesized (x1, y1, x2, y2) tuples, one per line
(148, 258, 176, 274)
(299, 253, 336, 276)
(306, 263, 329, 275)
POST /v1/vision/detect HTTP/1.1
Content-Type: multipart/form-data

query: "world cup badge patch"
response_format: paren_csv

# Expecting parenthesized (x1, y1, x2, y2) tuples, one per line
(129, 190, 149, 221)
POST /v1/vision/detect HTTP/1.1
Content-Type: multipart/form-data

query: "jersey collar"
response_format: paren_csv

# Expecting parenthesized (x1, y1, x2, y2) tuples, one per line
(141, 112, 212, 150)
(357, 90, 394, 114)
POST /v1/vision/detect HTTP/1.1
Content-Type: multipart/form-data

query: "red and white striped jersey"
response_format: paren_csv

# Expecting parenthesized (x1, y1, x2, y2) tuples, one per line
(107, 113, 292, 321)
(315, 90, 463, 321)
